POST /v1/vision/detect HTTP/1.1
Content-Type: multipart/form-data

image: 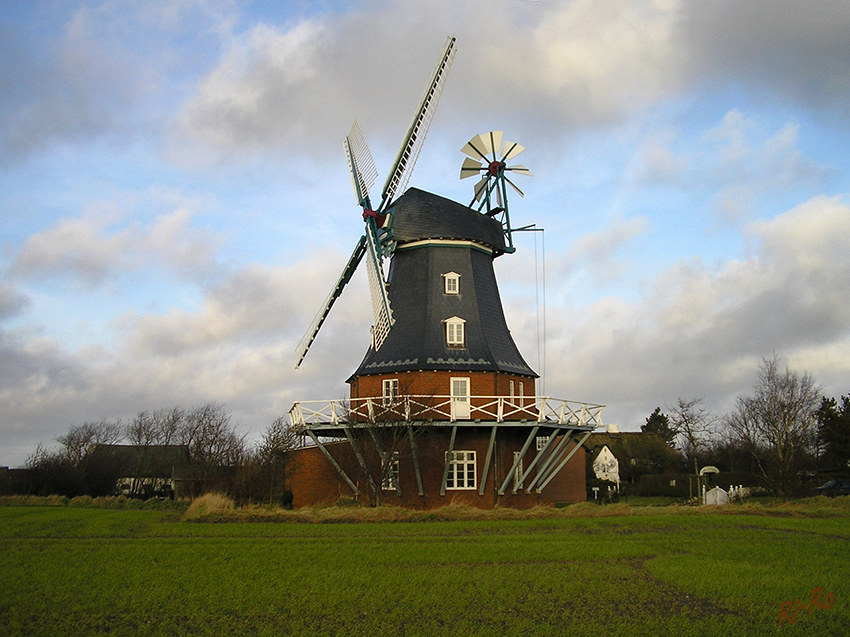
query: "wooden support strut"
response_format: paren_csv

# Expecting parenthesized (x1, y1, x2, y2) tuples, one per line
(305, 429, 360, 497)
(478, 425, 498, 496)
(341, 422, 378, 495)
(499, 426, 538, 495)
(440, 425, 458, 496)
(525, 430, 568, 492)
(408, 425, 424, 496)
(537, 430, 594, 492)
(515, 429, 558, 492)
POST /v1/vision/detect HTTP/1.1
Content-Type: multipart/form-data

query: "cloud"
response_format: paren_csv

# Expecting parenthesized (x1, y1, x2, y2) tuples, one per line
(121, 253, 357, 355)
(680, 0, 850, 111)
(0, 247, 374, 464)
(172, 0, 688, 161)
(628, 110, 828, 220)
(171, 0, 850, 165)
(556, 216, 649, 284)
(543, 194, 850, 426)
(173, 20, 337, 160)
(0, 284, 29, 321)
(0, 13, 141, 163)
(11, 191, 220, 286)
(0, 0, 238, 164)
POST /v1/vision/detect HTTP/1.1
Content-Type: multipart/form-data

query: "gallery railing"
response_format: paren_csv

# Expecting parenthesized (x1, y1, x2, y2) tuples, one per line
(289, 395, 604, 429)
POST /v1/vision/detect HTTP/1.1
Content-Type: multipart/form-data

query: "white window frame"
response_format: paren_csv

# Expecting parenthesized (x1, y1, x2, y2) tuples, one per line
(446, 450, 477, 490)
(450, 377, 470, 420)
(444, 316, 466, 347)
(381, 451, 400, 491)
(382, 378, 399, 406)
(536, 435, 550, 451)
(443, 272, 460, 295)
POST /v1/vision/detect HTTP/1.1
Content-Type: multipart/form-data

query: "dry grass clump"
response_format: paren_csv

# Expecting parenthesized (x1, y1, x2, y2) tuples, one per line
(182, 493, 236, 521)
(178, 494, 850, 523)
(180, 499, 644, 523)
(0, 495, 69, 507)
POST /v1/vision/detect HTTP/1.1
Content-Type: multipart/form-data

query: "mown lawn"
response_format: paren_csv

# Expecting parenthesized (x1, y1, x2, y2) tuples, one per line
(1, 503, 847, 636)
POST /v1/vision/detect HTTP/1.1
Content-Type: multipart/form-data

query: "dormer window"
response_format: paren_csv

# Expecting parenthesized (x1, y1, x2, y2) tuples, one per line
(443, 272, 460, 295)
(444, 316, 466, 348)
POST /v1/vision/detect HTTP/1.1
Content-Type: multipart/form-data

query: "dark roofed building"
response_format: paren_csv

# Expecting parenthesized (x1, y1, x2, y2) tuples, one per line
(92, 444, 193, 498)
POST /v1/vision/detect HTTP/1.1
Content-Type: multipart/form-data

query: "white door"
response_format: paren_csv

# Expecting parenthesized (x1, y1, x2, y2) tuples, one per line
(451, 377, 470, 420)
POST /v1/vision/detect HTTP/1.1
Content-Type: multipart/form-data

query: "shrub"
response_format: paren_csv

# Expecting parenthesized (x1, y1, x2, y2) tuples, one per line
(182, 493, 236, 521)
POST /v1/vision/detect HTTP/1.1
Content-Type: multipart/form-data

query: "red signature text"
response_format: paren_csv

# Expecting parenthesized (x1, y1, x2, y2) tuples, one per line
(778, 587, 835, 626)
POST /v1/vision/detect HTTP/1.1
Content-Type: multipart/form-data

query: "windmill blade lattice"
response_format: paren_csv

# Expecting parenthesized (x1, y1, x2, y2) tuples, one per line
(344, 119, 378, 208)
(381, 36, 456, 209)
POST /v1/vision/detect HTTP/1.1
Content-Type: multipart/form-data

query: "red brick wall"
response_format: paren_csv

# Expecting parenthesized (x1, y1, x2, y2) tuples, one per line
(287, 427, 586, 509)
(350, 371, 537, 400)
(287, 443, 357, 508)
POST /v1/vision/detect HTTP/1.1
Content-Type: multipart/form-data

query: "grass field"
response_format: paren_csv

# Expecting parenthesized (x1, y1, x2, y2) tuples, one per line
(1, 498, 848, 636)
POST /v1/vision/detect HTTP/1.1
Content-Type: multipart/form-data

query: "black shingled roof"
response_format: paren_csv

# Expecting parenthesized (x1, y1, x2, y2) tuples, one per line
(389, 187, 507, 254)
(348, 188, 536, 380)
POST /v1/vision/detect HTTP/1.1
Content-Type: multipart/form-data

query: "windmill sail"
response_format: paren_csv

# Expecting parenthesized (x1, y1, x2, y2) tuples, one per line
(364, 228, 394, 350)
(381, 36, 456, 208)
(296, 37, 455, 368)
(344, 119, 378, 207)
(295, 236, 367, 368)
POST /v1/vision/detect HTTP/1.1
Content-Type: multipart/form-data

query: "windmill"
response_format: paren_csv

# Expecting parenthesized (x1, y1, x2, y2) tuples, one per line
(295, 36, 457, 368)
(460, 131, 533, 253)
(286, 40, 607, 512)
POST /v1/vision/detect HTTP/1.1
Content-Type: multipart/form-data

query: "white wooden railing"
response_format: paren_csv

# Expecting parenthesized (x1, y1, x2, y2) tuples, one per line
(289, 395, 603, 429)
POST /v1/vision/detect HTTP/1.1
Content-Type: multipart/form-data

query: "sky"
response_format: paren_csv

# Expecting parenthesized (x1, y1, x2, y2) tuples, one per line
(2, 0, 850, 467)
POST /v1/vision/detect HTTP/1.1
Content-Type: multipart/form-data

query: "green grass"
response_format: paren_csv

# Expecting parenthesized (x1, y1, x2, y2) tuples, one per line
(1, 503, 847, 636)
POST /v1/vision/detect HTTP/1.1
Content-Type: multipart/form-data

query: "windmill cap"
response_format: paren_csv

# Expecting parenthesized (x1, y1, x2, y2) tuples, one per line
(391, 188, 507, 254)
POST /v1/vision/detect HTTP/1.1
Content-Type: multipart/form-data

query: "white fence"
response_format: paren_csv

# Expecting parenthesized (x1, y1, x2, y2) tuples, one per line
(290, 395, 604, 429)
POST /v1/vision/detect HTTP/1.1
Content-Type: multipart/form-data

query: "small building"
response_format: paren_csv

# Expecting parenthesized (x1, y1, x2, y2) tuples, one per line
(592, 445, 620, 487)
(584, 427, 681, 496)
(92, 444, 194, 498)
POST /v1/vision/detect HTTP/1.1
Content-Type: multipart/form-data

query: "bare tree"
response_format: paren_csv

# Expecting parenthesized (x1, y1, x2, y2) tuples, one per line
(181, 403, 246, 482)
(726, 356, 821, 499)
(151, 407, 183, 447)
(56, 419, 123, 463)
(668, 398, 716, 476)
(256, 416, 299, 507)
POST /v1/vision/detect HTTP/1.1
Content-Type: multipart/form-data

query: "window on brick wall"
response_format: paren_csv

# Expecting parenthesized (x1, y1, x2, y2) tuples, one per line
(382, 378, 399, 406)
(446, 450, 476, 489)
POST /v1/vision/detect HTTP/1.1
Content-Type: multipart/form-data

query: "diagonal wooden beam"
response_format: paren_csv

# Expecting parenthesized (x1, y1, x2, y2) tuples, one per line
(408, 425, 424, 496)
(305, 429, 360, 497)
(499, 426, 538, 495)
(439, 425, 458, 496)
(537, 430, 593, 492)
(478, 425, 498, 496)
